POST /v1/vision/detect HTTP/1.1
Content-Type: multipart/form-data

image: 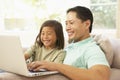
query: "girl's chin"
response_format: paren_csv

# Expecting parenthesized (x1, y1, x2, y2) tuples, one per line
(44, 44, 50, 46)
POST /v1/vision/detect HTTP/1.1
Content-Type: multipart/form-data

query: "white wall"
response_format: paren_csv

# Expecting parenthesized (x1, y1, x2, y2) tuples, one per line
(116, 0, 120, 38)
(0, 0, 5, 31)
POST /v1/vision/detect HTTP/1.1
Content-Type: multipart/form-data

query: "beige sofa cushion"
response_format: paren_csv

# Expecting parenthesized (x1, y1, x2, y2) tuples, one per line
(92, 34, 114, 66)
(110, 39, 120, 68)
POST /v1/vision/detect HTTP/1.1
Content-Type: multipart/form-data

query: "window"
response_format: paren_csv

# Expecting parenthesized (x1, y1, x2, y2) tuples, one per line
(0, 0, 90, 46)
(0, 0, 118, 47)
(90, 0, 117, 37)
(90, 0, 117, 29)
(1, 0, 90, 31)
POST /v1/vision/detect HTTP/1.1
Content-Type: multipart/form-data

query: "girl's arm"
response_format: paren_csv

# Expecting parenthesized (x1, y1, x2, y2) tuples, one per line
(24, 53, 30, 60)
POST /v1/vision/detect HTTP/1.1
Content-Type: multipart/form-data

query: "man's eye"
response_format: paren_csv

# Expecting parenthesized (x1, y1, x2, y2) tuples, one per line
(65, 22, 68, 25)
(70, 22, 74, 24)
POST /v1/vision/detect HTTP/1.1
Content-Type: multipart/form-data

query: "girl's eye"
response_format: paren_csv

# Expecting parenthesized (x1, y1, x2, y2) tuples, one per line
(47, 31, 53, 34)
(47, 32, 52, 35)
(41, 32, 52, 35)
(41, 32, 44, 35)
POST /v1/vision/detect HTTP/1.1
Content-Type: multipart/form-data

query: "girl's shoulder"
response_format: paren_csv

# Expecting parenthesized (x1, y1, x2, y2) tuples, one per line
(54, 48, 66, 54)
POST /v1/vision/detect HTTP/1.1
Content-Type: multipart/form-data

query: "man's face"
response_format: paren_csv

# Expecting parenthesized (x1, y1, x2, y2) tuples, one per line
(65, 11, 89, 43)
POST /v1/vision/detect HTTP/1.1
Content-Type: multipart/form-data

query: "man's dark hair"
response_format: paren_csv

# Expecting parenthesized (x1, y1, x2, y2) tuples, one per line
(67, 6, 93, 33)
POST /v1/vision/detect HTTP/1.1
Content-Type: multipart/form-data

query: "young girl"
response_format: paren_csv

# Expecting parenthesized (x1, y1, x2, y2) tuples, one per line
(24, 20, 66, 64)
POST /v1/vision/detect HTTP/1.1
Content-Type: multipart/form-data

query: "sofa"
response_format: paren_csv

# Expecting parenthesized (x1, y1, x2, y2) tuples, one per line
(0, 34, 120, 80)
(92, 34, 120, 80)
(108, 38, 120, 80)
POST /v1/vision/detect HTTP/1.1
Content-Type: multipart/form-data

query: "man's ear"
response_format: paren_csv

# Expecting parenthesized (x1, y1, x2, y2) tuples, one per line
(84, 20, 90, 29)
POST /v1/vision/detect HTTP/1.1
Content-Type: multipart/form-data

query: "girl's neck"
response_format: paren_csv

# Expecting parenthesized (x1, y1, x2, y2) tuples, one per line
(44, 46, 55, 50)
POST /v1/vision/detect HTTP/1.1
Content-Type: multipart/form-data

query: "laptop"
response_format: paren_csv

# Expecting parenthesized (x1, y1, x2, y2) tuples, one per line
(0, 34, 58, 77)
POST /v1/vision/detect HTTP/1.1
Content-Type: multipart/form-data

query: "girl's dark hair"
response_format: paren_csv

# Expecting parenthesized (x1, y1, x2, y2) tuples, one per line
(67, 6, 93, 33)
(35, 20, 64, 49)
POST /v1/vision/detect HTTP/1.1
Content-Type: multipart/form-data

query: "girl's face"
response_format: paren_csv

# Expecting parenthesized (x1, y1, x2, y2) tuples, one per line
(41, 26, 57, 49)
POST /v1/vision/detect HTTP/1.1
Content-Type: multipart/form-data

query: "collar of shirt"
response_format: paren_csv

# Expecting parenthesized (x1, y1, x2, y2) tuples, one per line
(65, 37, 93, 50)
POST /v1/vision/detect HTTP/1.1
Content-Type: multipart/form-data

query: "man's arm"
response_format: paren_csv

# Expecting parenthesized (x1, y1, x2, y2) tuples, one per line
(27, 61, 110, 80)
(54, 63, 110, 80)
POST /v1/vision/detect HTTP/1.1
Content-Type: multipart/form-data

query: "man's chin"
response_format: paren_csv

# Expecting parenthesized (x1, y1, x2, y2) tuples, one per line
(68, 38, 74, 43)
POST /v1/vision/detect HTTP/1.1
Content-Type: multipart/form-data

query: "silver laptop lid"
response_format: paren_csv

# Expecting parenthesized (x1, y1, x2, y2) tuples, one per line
(0, 35, 59, 77)
(0, 35, 29, 76)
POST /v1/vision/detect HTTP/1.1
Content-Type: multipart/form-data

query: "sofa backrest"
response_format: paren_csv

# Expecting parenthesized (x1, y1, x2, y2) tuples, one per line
(92, 34, 114, 66)
(109, 39, 120, 69)
(92, 34, 120, 69)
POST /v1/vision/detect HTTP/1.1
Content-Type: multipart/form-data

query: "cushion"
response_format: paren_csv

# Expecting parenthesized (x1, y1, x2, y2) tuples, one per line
(91, 34, 114, 66)
(110, 68, 120, 80)
(110, 39, 120, 68)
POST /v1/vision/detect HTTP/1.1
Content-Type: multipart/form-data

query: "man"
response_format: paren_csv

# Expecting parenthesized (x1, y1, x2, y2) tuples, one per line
(28, 6, 110, 80)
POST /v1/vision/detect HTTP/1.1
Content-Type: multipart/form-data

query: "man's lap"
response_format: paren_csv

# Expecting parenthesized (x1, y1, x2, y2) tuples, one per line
(0, 72, 70, 80)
